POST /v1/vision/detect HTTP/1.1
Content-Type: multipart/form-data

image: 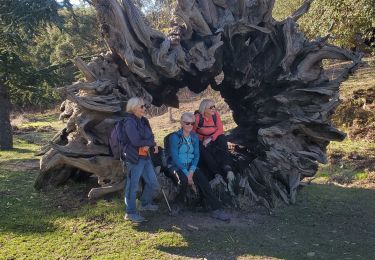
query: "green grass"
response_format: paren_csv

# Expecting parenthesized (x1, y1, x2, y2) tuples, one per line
(339, 59, 375, 100)
(0, 138, 39, 164)
(18, 112, 64, 131)
(0, 133, 374, 259)
(0, 168, 185, 259)
(1, 167, 374, 259)
(327, 137, 375, 156)
(316, 138, 375, 183)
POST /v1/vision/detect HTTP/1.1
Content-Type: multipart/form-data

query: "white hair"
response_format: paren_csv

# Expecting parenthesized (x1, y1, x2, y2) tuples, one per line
(180, 112, 195, 122)
(198, 98, 214, 114)
(126, 97, 144, 113)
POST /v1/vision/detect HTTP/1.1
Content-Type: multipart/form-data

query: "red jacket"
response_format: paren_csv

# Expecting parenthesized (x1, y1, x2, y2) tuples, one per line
(193, 111, 223, 141)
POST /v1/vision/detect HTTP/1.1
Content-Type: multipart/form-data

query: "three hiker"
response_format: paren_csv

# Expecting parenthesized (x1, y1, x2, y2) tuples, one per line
(117, 97, 233, 222)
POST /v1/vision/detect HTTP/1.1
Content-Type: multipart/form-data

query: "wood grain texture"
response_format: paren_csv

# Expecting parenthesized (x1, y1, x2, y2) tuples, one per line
(36, 0, 361, 208)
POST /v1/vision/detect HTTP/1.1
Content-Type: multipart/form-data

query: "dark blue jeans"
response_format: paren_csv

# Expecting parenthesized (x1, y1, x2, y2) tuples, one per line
(124, 158, 159, 214)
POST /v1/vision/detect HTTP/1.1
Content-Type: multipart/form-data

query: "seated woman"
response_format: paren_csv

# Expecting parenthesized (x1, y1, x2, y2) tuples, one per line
(166, 112, 230, 221)
(193, 99, 235, 195)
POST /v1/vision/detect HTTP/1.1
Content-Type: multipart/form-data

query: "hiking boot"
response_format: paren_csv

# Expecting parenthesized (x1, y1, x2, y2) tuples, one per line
(211, 209, 231, 222)
(124, 213, 147, 223)
(139, 203, 159, 211)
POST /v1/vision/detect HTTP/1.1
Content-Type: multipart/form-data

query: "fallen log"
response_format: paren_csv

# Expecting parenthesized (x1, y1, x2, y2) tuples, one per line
(35, 0, 361, 209)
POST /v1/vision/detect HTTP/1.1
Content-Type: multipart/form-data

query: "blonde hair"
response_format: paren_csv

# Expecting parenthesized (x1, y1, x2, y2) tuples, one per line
(180, 112, 195, 122)
(126, 97, 144, 113)
(198, 98, 214, 114)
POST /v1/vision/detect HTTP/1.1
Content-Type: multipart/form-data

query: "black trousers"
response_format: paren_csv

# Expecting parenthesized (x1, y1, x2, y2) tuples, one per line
(199, 134, 232, 180)
(165, 167, 221, 210)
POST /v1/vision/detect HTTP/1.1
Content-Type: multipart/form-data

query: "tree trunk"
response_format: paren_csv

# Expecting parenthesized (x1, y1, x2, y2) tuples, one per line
(35, 0, 361, 209)
(0, 80, 13, 150)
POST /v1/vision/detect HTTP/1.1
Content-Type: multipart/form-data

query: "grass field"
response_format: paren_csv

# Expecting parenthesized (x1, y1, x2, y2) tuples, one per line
(1, 61, 375, 259)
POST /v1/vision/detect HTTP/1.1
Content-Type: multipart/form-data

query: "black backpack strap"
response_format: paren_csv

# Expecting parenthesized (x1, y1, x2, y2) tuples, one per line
(198, 113, 204, 128)
(196, 112, 217, 129)
(175, 131, 184, 149)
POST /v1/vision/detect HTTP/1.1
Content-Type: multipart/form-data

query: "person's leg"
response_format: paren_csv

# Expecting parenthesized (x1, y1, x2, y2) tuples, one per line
(212, 134, 233, 173)
(124, 160, 145, 214)
(172, 169, 188, 205)
(193, 169, 221, 210)
(140, 158, 160, 207)
(193, 169, 231, 221)
(199, 143, 221, 179)
(210, 135, 235, 196)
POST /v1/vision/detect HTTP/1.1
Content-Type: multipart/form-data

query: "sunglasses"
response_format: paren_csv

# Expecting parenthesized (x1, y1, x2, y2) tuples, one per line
(209, 105, 216, 109)
(140, 104, 150, 109)
(183, 121, 195, 126)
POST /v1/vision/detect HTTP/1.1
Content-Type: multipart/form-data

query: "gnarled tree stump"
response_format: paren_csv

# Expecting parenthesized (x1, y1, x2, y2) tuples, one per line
(35, 0, 361, 209)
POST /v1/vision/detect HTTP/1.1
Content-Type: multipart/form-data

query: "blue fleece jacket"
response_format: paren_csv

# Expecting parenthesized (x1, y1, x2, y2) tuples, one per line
(169, 129, 199, 176)
(121, 112, 155, 163)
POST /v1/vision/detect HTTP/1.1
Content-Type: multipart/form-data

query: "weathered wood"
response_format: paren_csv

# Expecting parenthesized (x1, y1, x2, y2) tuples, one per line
(36, 0, 361, 209)
(88, 180, 125, 199)
(72, 57, 97, 82)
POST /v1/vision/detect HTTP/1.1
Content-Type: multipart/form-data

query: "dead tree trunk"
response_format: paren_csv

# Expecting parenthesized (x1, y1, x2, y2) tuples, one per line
(35, 0, 361, 209)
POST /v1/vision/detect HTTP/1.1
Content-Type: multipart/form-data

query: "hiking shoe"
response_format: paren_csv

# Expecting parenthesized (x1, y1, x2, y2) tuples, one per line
(139, 203, 159, 211)
(211, 209, 231, 222)
(124, 213, 147, 223)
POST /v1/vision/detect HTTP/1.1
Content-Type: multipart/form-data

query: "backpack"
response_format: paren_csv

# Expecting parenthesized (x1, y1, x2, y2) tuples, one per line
(109, 119, 126, 160)
(109, 116, 152, 161)
(194, 110, 217, 129)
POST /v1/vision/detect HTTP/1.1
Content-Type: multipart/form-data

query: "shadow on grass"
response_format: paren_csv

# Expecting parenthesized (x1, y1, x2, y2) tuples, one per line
(0, 169, 94, 235)
(138, 183, 375, 259)
(9, 148, 35, 154)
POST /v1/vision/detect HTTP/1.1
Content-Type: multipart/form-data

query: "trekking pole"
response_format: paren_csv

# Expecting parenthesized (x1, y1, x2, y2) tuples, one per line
(148, 150, 172, 214)
(161, 188, 172, 213)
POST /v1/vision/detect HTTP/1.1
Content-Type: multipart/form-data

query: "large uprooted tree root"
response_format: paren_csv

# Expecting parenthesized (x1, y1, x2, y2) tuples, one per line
(35, 0, 361, 210)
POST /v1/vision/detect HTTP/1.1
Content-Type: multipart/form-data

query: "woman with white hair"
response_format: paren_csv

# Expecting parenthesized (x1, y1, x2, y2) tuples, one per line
(166, 112, 230, 221)
(193, 99, 235, 195)
(121, 97, 159, 223)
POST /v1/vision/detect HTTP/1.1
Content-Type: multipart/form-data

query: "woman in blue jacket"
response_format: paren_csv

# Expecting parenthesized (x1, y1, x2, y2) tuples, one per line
(122, 97, 159, 223)
(168, 112, 230, 221)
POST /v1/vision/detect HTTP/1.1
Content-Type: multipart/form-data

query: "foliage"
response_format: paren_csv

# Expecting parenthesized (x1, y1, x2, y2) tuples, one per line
(0, 1, 104, 108)
(0, 0, 64, 108)
(300, 0, 375, 51)
(29, 7, 106, 90)
(141, 0, 177, 33)
(273, 0, 375, 52)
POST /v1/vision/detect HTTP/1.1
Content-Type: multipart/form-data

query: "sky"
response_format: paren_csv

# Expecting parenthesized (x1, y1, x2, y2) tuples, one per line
(57, 0, 84, 6)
